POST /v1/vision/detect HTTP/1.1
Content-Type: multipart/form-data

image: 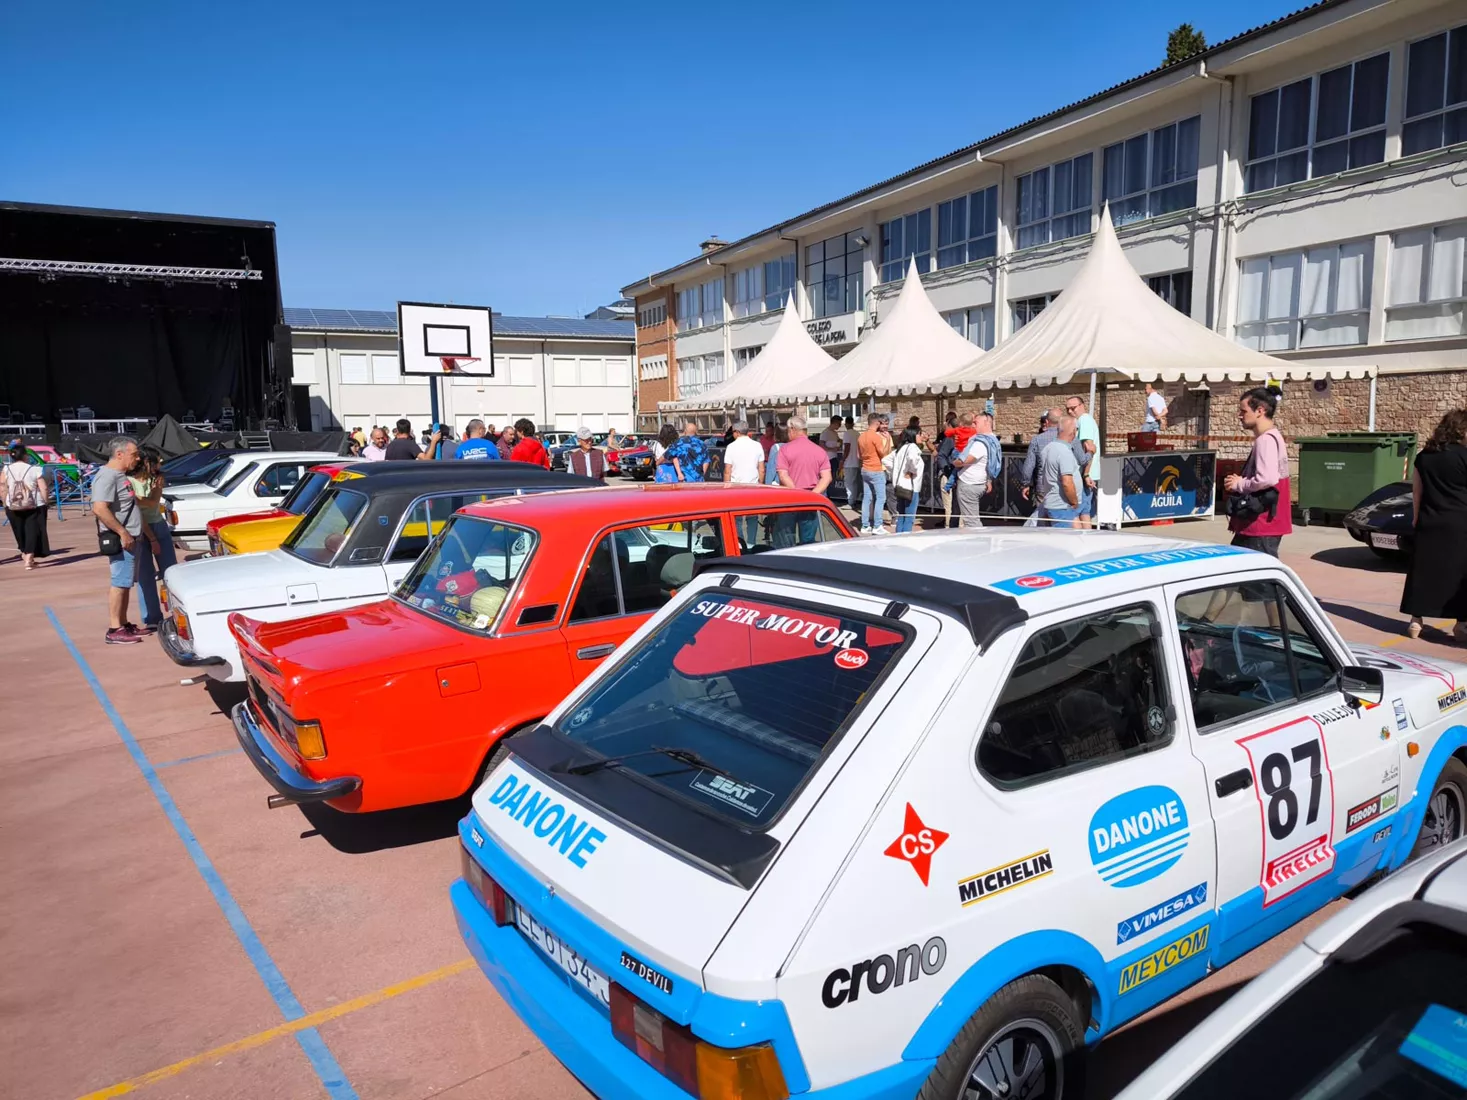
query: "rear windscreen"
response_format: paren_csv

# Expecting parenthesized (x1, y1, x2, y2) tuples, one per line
(281, 471, 331, 516)
(554, 591, 909, 827)
(283, 487, 367, 565)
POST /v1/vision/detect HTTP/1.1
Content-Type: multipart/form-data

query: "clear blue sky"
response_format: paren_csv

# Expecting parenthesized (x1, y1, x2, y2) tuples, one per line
(3, 0, 1294, 316)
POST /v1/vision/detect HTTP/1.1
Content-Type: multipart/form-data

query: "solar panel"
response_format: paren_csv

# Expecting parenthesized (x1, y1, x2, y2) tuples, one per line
(282, 308, 632, 339)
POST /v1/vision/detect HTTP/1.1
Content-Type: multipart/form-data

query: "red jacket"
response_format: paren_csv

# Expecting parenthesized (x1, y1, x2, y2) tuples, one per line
(510, 437, 550, 469)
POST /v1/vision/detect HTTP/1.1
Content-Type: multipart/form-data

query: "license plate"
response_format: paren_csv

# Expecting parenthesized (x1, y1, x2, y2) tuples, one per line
(512, 901, 610, 1006)
(1371, 533, 1400, 550)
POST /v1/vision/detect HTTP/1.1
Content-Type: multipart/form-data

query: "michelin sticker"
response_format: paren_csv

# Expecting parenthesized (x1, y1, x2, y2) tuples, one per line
(1089, 785, 1190, 887)
(1116, 882, 1207, 945)
(1438, 686, 1467, 714)
(992, 545, 1248, 596)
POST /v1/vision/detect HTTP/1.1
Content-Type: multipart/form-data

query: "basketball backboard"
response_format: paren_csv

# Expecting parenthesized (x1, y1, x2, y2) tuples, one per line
(397, 302, 494, 375)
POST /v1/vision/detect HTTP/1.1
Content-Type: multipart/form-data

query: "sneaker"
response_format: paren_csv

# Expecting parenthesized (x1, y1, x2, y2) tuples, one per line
(125, 622, 158, 637)
(106, 628, 143, 645)
(860, 527, 874, 536)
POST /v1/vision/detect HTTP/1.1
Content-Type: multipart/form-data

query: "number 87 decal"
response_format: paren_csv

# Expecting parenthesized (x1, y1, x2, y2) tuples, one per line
(1237, 717, 1337, 906)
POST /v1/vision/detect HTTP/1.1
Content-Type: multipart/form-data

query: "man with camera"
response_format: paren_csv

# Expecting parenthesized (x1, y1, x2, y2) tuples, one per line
(1224, 385, 1292, 556)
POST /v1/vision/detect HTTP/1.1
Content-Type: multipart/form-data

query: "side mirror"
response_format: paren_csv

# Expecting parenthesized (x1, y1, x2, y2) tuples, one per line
(1340, 665, 1385, 708)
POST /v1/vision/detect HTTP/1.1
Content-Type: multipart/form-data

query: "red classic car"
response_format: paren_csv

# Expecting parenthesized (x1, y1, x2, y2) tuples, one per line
(229, 484, 854, 813)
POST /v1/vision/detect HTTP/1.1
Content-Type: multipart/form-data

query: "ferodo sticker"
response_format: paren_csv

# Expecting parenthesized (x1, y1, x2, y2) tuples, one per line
(1118, 926, 1210, 995)
(1346, 787, 1399, 834)
(1237, 717, 1337, 906)
(1088, 785, 1190, 888)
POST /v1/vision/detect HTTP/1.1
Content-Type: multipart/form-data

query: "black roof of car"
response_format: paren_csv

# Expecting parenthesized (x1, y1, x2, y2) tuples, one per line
(340, 460, 591, 491)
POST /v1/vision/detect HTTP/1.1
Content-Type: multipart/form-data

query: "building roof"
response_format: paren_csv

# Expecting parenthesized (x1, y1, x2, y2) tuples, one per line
(284, 307, 633, 341)
(621, 0, 1347, 294)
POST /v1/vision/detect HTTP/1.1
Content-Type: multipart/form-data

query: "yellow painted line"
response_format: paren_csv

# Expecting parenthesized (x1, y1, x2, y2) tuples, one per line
(77, 958, 475, 1100)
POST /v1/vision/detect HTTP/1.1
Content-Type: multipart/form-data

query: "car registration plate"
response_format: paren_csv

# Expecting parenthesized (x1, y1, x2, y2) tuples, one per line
(511, 900, 610, 1007)
(1371, 533, 1400, 550)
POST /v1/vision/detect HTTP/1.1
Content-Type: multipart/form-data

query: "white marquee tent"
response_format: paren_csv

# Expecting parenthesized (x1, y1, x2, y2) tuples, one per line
(774, 259, 984, 404)
(936, 205, 1376, 392)
(663, 296, 834, 412)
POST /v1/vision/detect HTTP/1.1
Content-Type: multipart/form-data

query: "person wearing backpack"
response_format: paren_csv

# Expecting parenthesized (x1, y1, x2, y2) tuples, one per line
(950, 412, 997, 528)
(3, 441, 50, 569)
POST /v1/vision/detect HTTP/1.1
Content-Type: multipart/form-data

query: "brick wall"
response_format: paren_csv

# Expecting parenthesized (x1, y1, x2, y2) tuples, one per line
(634, 290, 676, 428)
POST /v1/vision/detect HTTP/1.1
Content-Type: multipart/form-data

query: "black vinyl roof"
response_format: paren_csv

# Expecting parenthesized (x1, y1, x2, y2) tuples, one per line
(343, 461, 594, 491)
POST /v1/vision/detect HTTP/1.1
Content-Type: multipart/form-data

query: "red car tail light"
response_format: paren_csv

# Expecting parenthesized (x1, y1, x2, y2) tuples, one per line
(610, 984, 788, 1100)
(460, 844, 511, 926)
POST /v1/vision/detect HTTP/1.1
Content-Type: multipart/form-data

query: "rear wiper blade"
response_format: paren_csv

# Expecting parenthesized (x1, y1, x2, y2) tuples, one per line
(564, 745, 737, 779)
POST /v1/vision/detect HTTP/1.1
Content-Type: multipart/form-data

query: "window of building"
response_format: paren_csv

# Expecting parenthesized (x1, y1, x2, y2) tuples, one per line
(1016, 153, 1093, 249)
(638, 301, 667, 328)
(1246, 54, 1389, 192)
(730, 264, 765, 319)
(1175, 582, 1337, 730)
(703, 352, 725, 390)
(339, 353, 370, 385)
(677, 280, 724, 332)
(1386, 220, 1467, 341)
(676, 353, 724, 397)
(936, 186, 999, 269)
(1148, 272, 1194, 315)
(639, 356, 668, 381)
(370, 354, 398, 383)
(1236, 240, 1373, 350)
(552, 357, 577, 387)
(763, 253, 797, 312)
(291, 351, 317, 385)
(733, 345, 763, 371)
(806, 233, 865, 319)
(1102, 117, 1201, 226)
(507, 357, 534, 387)
(1403, 24, 1467, 156)
(942, 306, 996, 349)
(569, 520, 725, 621)
(977, 604, 1172, 787)
(1011, 295, 1054, 332)
(880, 210, 931, 283)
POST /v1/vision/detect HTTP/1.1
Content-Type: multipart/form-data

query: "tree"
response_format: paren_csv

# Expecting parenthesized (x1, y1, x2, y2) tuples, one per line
(1166, 23, 1207, 65)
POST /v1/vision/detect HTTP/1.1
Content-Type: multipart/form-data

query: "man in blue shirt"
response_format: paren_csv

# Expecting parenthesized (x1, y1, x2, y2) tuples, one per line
(451, 420, 499, 461)
(666, 420, 710, 482)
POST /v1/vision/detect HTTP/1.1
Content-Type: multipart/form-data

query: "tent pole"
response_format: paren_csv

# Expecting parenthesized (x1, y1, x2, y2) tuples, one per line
(1088, 371, 1097, 414)
(1367, 374, 1377, 430)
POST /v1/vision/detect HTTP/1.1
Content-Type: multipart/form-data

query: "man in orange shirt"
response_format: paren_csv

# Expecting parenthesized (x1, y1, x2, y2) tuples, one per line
(857, 413, 892, 534)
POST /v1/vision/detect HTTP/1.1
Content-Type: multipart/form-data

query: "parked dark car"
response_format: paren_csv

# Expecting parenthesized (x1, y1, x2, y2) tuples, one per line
(162, 449, 234, 486)
(616, 436, 726, 480)
(1343, 480, 1412, 560)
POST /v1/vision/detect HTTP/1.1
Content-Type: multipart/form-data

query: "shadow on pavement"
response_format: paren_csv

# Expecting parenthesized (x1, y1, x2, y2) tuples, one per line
(1086, 982, 1244, 1097)
(1310, 545, 1406, 572)
(203, 680, 248, 716)
(1317, 600, 1457, 645)
(297, 795, 470, 854)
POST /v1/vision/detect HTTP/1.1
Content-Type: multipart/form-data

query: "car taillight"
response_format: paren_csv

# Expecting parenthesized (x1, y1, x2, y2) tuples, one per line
(610, 984, 788, 1100)
(293, 720, 327, 760)
(174, 609, 191, 641)
(460, 844, 511, 925)
(167, 509, 178, 526)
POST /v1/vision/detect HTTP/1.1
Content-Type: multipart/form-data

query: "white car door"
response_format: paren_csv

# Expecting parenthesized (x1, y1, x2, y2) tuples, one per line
(1164, 570, 1396, 969)
(970, 590, 1218, 1026)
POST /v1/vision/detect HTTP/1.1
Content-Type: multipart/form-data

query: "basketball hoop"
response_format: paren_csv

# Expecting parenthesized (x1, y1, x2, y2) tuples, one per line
(439, 356, 481, 374)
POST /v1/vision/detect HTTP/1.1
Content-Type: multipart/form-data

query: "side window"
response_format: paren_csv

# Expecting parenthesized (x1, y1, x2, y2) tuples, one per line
(733, 508, 844, 554)
(978, 604, 1173, 787)
(388, 492, 510, 564)
(1175, 581, 1339, 730)
(568, 519, 724, 622)
(256, 463, 303, 496)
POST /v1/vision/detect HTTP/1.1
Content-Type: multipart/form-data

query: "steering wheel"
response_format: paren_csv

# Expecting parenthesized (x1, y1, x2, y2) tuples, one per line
(1231, 625, 1283, 703)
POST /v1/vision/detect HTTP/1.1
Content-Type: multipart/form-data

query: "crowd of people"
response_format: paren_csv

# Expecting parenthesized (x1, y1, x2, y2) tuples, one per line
(349, 418, 554, 466)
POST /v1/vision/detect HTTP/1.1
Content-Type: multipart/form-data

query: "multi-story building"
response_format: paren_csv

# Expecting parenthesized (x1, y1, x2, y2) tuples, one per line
(622, 0, 1467, 442)
(285, 308, 635, 436)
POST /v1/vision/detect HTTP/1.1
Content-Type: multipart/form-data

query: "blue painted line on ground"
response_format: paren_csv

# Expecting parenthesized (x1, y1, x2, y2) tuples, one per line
(154, 747, 245, 769)
(45, 607, 359, 1100)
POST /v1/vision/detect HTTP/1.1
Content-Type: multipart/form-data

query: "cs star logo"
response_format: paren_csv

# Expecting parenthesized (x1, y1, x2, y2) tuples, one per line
(884, 803, 948, 887)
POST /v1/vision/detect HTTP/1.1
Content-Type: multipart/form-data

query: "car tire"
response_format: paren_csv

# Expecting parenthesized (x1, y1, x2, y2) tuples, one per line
(468, 725, 532, 796)
(1412, 757, 1467, 859)
(917, 974, 1086, 1100)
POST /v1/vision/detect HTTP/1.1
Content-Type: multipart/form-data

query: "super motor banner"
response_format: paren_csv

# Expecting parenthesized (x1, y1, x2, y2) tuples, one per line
(1121, 451, 1216, 522)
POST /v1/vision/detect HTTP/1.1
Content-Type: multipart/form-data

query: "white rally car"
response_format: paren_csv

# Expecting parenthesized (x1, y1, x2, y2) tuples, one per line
(451, 530, 1467, 1100)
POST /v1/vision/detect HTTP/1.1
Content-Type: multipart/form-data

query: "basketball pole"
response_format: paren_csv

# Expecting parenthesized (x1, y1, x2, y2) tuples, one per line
(429, 374, 441, 446)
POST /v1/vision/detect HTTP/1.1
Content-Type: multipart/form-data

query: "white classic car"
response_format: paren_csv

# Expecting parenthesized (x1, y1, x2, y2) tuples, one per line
(453, 530, 1467, 1100)
(164, 450, 339, 550)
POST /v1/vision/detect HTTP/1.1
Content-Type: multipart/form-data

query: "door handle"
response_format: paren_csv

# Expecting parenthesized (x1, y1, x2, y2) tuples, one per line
(1215, 769, 1254, 798)
(576, 644, 616, 660)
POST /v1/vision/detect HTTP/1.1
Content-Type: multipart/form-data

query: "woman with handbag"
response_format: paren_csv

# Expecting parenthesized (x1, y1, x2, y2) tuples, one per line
(890, 428, 927, 534)
(3, 441, 50, 569)
(1402, 409, 1467, 641)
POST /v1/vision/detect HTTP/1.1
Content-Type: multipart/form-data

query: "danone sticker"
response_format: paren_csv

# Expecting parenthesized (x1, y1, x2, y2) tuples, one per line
(1088, 785, 1190, 888)
(1118, 926, 1210, 995)
(485, 772, 608, 869)
(991, 545, 1249, 596)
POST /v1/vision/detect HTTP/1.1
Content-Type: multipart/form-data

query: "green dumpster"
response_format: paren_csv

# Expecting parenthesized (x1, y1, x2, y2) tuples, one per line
(1296, 431, 1417, 525)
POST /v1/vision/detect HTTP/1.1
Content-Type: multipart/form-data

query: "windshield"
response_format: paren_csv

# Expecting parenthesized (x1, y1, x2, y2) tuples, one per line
(395, 515, 537, 633)
(553, 591, 909, 827)
(1175, 922, 1467, 1099)
(210, 458, 254, 490)
(283, 487, 367, 565)
(281, 470, 331, 516)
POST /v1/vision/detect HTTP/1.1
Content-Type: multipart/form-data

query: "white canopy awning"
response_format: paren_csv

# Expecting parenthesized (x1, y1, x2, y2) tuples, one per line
(937, 206, 1376, 391)
(662, 296, 834, 411)
(775, 259, 983, 403)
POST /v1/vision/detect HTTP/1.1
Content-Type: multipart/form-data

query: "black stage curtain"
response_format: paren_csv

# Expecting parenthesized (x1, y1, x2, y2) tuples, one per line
(268, 430, 349, 455)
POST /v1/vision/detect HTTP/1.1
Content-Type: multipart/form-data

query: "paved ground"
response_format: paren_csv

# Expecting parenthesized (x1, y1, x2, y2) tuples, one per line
(1, 511, 1455, 1100)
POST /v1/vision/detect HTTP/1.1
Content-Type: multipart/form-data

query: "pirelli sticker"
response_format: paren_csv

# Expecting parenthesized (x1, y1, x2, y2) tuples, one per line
(1438, 687, 1467, 714)
(957, 850, 1054, 907)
